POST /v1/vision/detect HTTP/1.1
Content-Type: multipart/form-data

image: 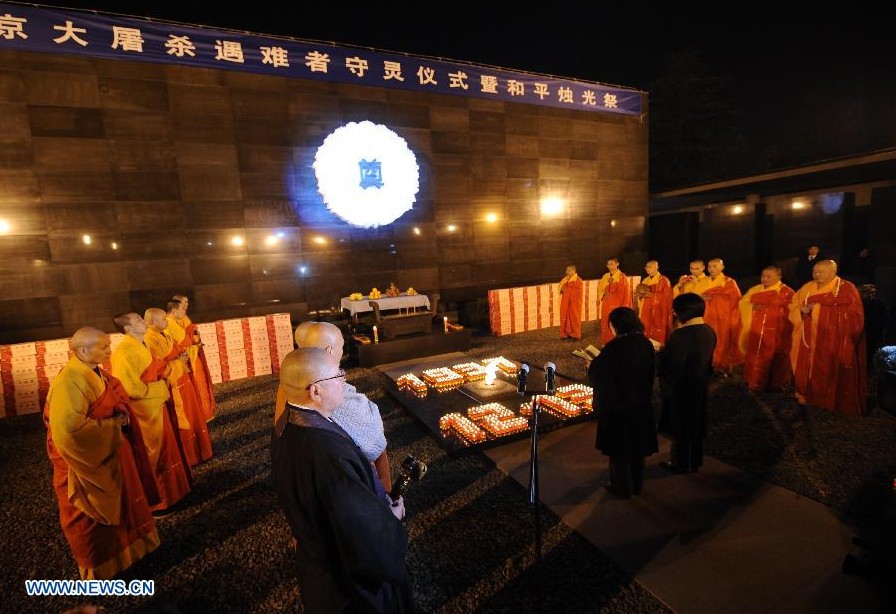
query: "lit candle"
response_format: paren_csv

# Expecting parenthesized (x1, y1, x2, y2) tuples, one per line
(443, 316, 449, 332)
(372, 325, 379, 343)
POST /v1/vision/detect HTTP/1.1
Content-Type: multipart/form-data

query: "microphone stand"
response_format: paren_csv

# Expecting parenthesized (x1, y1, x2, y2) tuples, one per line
(520, 363, 553, 613)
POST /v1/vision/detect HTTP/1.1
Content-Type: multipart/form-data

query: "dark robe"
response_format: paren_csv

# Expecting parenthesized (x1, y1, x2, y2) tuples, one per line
(588, 332, 659, 459)
(271, 405, 412, 613)
(658, 324, 716, 471)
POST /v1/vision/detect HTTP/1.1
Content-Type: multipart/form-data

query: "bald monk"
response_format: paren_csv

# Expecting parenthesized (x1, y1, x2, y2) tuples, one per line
(294, 319, 315, 348)
(111, 312, 192, 512)
(789, 259, 867, 416)
(558, 264, 584, 340)
(271, 347, 411, 612)
(738, 267, 795, 392)
(145, 308, 213, 467)
(275, 321, 392, 492)
(44, 327, 160, 579)
(637, 260, 673, 345)
(676, 258, 743, 373)
(168, 297, 216, 422)
(597, 257, 632, 345)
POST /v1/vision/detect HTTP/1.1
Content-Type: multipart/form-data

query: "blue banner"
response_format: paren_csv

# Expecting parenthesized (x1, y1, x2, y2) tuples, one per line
(0, 2, 641, 116)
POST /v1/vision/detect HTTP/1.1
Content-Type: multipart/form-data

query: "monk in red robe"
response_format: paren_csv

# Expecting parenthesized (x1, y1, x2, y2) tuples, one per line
(637, 260, 673, 346)
(597, 257, 632, 345)
(699, 258, 744, 373)
(738, 266, 795, 392)
(559, 264, 584, 340)
(111, 312, 193, 513)
(45, 327, 160, 579)
(789, 259, 867, 416)
(168, 296, 216, 423)
(144, 308, 213, 467)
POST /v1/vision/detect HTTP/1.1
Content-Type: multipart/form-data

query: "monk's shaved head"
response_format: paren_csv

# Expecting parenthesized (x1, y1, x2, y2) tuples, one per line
(279, 347, 333, 397)
(69, 326, 106, 351)
(812, 259, 837, 284)
(144, 307, 167, 329)
(302, 322, 345, 360)
(708, 258, 724, 266)
(294, 320, 316, 347)
(814, 259, 837, 272)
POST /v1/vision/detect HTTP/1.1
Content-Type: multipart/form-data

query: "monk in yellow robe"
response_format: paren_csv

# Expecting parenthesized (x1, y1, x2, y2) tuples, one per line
(789, 259, 867, 416)
(558, 264, 584, 340)
(597, 257, 632, 345)
(44, 327, 160, 579)
(738, 266, 795, 392)
(111, 312, 193, 512)
(145, 308, 213, 467)
(637, 260, 673, 345)
(168, 296, 216, 423)
(676, 259, 743, 373)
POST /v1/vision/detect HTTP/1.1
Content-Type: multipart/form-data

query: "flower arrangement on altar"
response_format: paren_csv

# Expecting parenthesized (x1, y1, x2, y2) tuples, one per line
(349, 292, 364, 301)
(386, 282, 400, 297)
(369, 287, 382, 299)
(406, 287, 417, 295)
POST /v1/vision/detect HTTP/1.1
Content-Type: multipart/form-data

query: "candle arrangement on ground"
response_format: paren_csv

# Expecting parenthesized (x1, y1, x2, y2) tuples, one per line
(538, 395, 582, 418)
(421, 367, 465, 391)
(556, 383, 594, 407)
(439, 412, 486, 443)
(397, 373, 427, 397)
(466, 402, 515, 422)
(479, 356, 518, 375)
(479, 413, 530, 437)
(450, 362, 487, 381)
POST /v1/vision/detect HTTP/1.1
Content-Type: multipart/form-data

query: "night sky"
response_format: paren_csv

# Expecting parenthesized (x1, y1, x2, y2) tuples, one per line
(19, 2, 896, 189)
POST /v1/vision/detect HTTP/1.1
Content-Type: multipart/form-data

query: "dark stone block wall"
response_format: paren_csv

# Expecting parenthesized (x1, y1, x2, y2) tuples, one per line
(0, 50, 648, 343)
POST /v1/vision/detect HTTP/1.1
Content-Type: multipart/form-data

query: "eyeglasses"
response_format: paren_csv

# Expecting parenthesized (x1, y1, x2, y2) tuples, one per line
(307, 369, 346, 390)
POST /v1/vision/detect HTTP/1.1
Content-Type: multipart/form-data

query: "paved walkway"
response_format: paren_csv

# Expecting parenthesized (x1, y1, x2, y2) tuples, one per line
(485, 422, 881, 613)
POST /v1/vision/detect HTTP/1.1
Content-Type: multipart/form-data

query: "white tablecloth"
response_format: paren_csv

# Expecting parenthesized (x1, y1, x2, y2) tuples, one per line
(340, 294, 430, 316)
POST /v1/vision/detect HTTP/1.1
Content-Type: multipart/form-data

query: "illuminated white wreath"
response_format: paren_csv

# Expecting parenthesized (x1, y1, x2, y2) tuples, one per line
(313, 121, 420, 228)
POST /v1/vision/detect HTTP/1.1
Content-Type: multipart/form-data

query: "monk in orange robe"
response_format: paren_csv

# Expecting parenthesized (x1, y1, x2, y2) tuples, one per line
(738, 266, 795, 392)
(111, 312, 193, 512)
(597, 257, 632, 345)
(44, 327, 160, 579)
(637, 260, 673, 345)
(144, 307, 213, 467)
(559, 264, 584, 340)
(789, 259, 867, 416)
(677, 258, 743, 373)
(168, 296, 216, 423)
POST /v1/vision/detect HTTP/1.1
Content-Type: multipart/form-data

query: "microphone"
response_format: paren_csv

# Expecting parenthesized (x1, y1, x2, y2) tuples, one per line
(544, 362, 556, 395)
(517, 363, 530, 394)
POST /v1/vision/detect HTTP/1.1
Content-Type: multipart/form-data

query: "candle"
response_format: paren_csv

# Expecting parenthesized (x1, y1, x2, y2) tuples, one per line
(443, 316, 449, 332)
(372, 325, 378, 343)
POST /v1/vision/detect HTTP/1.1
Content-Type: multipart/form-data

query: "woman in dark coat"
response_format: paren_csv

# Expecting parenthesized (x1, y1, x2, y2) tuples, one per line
(588, 306, 659, 498)
(658, 292, 717, 474)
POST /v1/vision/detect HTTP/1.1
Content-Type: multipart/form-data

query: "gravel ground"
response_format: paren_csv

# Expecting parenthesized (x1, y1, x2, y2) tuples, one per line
(2, 322, 894, 613)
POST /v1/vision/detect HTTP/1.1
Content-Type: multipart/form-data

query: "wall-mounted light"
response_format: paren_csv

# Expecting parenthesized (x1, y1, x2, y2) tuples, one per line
(413, 226, 421, 236)
(447, 224, 457, 232)
(313, 236, 327, 245)
(610, 219, 617, 228)
(111, 242, 119, 250)
(230, 235, 244, 246)
(791, 199, 807, 210)
(265, 235, 279, 246)
(82, 234, 92, 245)
(485, 212, 499, 223)
(0, 219, 10, 234)
(540, 197, 565, 216)
(732, 205, 744, 215)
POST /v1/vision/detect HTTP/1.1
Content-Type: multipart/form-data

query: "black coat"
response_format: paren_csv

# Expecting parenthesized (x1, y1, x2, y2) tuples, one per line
(588, 332, 659, 459)
(271, 407, 412, 613)
(658, 324, 716, 442)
